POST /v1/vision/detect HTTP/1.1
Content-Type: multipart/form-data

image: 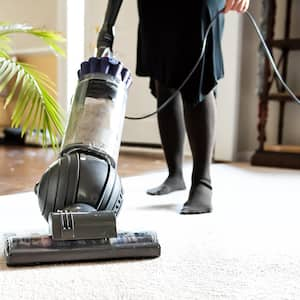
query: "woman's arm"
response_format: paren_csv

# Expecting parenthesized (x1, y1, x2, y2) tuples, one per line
(223, 0, 250, 13)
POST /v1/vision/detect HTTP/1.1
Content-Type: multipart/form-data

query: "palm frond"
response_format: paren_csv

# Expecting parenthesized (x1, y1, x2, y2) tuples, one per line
(0, 49, 9, 58)
(0, 23, 65, 56)
(0, 36, 11, 53)
(0, 22, 66, 148)
(0, 57, 65, 148)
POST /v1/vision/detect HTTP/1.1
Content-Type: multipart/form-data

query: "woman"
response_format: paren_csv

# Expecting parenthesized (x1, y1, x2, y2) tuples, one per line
(136, 0, 250, 214)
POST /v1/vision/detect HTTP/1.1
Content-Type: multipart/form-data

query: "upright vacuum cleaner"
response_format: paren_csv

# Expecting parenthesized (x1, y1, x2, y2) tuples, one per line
(4, 0, 160, 266)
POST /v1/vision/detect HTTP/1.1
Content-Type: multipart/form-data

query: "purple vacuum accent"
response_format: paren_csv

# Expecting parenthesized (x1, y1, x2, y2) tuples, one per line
(121, 68, 130, 83)
(109, 62, 123, 79)
(77, 57, 132, 89)
(81, 61, 90, 76)
(125, 76, 132, 88)
(108, 57, 118, 65)
(99, 57, 110, 74)
(106, 57, 119, 74)
(89, 57, 100, 73)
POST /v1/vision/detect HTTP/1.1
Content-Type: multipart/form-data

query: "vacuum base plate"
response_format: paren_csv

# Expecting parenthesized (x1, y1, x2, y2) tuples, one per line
(4, 231, 161, 266)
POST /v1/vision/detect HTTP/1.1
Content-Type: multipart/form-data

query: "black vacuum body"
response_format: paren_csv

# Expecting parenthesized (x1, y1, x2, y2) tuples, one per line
(35, 0, 129, 222)
(35, 57, 130, 220)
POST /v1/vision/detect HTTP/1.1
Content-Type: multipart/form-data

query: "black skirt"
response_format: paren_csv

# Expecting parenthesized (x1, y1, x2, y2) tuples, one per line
(136, 0, 225, 104)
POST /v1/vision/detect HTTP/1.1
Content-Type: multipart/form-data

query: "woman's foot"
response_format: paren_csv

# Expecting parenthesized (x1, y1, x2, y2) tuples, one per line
(147, 176, 186, 195)
(180, 180, 212, 214)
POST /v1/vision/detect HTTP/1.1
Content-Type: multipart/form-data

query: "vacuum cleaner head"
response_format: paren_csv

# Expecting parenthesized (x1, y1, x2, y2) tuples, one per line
(5, 230, 160, 266)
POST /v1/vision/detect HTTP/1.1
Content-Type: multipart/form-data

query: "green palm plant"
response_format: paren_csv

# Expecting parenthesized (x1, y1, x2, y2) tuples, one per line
(0, 22, 66, 147)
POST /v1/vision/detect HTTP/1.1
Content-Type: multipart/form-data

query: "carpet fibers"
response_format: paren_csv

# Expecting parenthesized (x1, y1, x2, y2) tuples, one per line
(0, 163, 300, 300)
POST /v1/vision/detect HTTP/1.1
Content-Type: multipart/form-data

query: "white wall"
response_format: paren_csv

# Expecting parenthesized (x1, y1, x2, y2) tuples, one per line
(214, 12, 243, 161)
(237, 1, 300, 159)
(0, 0, 69, 111)
(0, 0, 58, 51)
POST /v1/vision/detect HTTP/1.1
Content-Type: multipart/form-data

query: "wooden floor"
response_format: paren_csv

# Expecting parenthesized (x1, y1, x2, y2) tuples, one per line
(0, 145, 190, 195)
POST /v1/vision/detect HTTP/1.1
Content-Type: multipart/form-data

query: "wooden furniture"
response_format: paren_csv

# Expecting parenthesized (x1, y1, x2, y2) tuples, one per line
(251, 0, 300, 169)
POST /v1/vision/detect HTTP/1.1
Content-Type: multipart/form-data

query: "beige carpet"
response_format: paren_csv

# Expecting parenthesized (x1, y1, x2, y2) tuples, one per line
(0, 163, 300, 300)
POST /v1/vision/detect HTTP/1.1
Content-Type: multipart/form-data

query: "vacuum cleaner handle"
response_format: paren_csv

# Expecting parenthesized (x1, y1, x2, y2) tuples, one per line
(96, 0, 123, 57)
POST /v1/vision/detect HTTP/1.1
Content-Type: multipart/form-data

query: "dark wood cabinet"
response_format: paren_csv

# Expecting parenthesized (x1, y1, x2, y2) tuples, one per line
(251, 0, 300, 169)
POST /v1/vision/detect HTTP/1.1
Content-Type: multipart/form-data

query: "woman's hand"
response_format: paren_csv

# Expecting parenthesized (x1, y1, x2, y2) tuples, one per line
(223, 0, 250, 13)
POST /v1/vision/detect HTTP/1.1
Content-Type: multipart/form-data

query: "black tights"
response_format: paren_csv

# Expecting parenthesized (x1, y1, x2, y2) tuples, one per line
(147, 81, 216, 214)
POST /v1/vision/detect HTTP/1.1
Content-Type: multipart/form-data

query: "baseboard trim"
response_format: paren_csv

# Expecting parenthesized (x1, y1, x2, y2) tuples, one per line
(237, 151, 254, 162)
(120, 144, 164, 156)
(121, 142, 161, 149)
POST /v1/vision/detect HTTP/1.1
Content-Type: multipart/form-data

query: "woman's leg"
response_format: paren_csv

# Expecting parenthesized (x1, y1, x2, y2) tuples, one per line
(147, 81, 186, 195)
(180, 91, 216, 214)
